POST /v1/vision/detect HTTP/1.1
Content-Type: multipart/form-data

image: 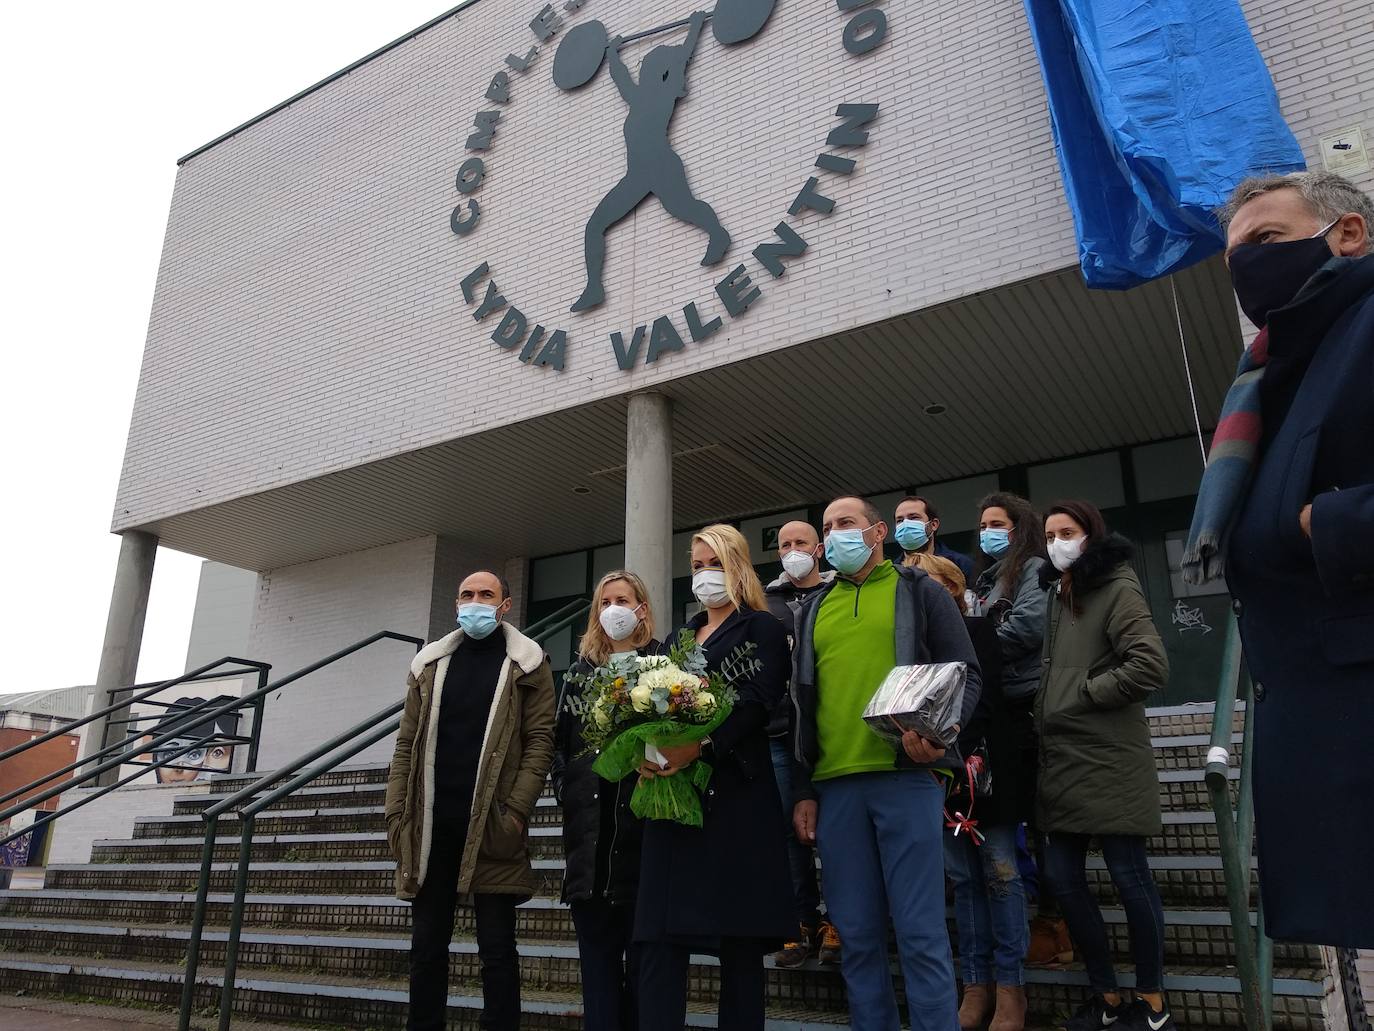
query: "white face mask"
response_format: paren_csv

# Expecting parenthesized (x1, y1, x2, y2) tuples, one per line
(1048, 536, 1085, 572)
(780, 549, 817, 581)
(598, 603, 641, 642)
(691, 568, 731, 609)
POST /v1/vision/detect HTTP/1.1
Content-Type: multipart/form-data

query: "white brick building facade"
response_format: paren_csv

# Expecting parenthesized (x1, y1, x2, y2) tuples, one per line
(108, 0, 1372, 746)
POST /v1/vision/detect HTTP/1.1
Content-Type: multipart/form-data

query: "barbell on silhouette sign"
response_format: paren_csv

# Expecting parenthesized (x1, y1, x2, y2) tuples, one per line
(552, 0, 777, 91)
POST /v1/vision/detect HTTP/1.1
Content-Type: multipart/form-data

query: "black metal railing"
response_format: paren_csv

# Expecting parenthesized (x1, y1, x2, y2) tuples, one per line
(0, 658, 272, 849)
(1204, 612, 1272, 1031)
(0, 630, 427, 852)
(177, 603, 588, 1031)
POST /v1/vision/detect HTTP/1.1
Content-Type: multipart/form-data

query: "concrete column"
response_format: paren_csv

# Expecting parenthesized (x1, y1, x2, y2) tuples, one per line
(624, 392, 674, 631)
(81, 530, 158, 786)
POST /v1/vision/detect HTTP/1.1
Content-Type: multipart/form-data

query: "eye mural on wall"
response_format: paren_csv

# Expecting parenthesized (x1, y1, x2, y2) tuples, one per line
(448, 0, 890, 373)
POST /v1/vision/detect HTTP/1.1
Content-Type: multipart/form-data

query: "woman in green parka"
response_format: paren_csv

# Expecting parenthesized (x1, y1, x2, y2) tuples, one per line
(1036, 500, 1174, 1031)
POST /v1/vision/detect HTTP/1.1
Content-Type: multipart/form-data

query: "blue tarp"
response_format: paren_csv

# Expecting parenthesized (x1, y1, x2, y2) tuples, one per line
(1022, 0, 1306, 288)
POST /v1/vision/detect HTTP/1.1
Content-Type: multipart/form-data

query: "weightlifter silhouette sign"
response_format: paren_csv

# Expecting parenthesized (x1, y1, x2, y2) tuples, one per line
(447, 0, 891, 370)
(553, 0, 776, 310)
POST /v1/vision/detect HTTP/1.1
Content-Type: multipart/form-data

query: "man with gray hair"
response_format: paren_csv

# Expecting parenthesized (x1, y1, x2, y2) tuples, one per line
(1183, 170, 1373, 949)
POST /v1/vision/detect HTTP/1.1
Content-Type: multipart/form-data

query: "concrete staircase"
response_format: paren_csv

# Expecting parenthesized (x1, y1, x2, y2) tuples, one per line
(0, 703, 1329, 1029)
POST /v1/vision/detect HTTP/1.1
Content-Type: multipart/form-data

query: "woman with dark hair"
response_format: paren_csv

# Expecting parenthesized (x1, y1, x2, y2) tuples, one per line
(553, 570, 664, 1031)
(973, 493, 1049, 695)
(973, 493, 1065, 990)
(1037, 500, 1172, 1031)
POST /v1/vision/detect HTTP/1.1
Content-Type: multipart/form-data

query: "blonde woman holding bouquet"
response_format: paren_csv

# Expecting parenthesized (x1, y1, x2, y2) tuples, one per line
(635, 524, 794, 1031)
(553, 570, 664, 1031)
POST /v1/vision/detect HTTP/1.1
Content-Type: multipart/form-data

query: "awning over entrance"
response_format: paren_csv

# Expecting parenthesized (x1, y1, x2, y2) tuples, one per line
(141, 258, 1240, 571)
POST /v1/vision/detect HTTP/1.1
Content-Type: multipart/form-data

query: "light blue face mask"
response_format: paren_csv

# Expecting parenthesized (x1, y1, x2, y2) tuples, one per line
(894, 518, 929, 552)
(979, 528, 1011, 559)
(825, 526, 875, 575)
(457, 603, 500, 640)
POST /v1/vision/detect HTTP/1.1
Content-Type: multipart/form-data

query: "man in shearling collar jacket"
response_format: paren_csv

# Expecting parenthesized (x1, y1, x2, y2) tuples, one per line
(385, 570, 555, 1031)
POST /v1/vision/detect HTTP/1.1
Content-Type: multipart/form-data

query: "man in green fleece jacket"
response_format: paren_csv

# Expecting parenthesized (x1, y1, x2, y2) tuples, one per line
(789, 495, 981, 1031)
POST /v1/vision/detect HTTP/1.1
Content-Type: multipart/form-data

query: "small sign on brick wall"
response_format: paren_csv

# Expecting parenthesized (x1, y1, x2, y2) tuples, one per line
(1318, 125, 1370, 176)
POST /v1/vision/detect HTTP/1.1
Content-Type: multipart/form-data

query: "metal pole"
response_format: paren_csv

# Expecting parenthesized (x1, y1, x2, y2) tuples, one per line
(1257, 899, 1273, 1031)
(217, 814, 254, 1031)
(619, 11, 710, 46)
(245, 663, 270, 773)
(178, 812, 219, 1031)
(1205, 613, 1266, 1031)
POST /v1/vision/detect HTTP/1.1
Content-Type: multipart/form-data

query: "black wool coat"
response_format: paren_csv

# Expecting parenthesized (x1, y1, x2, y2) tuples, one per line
(552, 640, 664, 906)
(1225, 254, 1374, 948)
(956, 615, 1036, 828)
(634, 606, 795, 947)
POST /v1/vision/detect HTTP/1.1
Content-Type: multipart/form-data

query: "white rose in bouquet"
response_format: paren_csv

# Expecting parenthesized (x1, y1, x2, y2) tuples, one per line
(629, 682, 654, 713)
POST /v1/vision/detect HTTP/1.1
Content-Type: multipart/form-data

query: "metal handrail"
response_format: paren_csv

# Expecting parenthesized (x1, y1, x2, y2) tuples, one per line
(1204, 612, 1272, 1031)
(521, 597, 590, 640)
(0, 656, 269, 766)
(1, 631, 423, 874)
(178, 608, 588, 1031)
(0, 730, 231, 849)
(0, 681, 263, 811)
(178, 699, 415, 1031)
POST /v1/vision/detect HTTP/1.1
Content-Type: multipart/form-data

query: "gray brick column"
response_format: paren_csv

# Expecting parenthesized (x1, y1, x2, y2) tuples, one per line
(624, 392, 673, 631)
(82, 530, 158, 786)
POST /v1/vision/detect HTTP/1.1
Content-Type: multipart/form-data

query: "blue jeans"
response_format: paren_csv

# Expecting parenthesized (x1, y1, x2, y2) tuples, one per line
(815, 772, 958, 1031)
(943, 823, 1027, 986)
(1042, 832, 1165, 994)
(770, 737, 822, 929)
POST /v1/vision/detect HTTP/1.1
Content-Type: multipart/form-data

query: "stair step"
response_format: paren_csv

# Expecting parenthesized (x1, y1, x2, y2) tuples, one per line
(138, 796, 564, 839)
(0, 949, 1322, 1030)
(147, 791, 1220, 844)
(0, 953, 847, 1029)
(0, 907, 1321, 978)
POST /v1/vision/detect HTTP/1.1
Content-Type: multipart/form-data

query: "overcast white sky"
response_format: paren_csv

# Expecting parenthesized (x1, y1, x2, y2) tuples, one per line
(1, 1, 449, 695)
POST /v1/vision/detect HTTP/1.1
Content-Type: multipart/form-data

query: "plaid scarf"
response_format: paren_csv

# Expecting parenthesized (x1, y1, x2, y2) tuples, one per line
(1181, 326, 1270, 584)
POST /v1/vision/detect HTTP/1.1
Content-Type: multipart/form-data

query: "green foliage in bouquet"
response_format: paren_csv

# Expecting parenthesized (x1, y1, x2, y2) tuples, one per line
(563, 627, 759, 827)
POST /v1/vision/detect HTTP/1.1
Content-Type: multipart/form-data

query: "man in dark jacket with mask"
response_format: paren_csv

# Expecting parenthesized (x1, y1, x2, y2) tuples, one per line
(1183, 170, 1374, 948)
(763, 520, 838, 968)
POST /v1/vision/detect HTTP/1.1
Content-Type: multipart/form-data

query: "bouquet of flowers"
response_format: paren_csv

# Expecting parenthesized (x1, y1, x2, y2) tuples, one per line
(564, 628, 756, 827)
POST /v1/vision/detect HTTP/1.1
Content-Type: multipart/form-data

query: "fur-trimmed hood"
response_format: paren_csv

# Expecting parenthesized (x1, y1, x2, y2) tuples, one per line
(1039, 533, 1136, 594)
(409, 621, 543, 679)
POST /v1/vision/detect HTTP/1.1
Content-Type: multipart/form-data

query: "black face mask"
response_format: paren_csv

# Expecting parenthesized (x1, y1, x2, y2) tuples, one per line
(1228, 221, 1338, 329)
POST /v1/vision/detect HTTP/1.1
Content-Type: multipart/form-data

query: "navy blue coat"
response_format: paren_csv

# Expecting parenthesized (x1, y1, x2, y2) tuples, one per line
(633, 607, 795, 947)
(1226, 254, 1374, 948)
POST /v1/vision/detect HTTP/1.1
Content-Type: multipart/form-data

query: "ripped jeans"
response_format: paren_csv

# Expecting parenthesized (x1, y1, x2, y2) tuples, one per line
(943, 822, 1028, 986)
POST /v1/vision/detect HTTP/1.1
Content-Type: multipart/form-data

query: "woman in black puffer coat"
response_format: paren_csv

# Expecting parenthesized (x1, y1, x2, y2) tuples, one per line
(552, 570, 664, 1031)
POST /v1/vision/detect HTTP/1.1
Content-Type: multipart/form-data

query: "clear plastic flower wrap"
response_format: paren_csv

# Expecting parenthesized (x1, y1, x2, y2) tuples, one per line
(861, 662, 968, 749)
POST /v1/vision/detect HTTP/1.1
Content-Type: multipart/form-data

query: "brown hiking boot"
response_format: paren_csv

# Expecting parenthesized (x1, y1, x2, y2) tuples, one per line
(989, 985, 1028, 1031)
(1026, 915, 1074, 966)
(817, 919, 842, 964)
(771, 924, 814, 969)
(959, 983, 995, 1029)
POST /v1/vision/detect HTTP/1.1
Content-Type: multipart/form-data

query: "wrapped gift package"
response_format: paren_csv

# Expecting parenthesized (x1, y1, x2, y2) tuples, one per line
(861, 662, 967, 749)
